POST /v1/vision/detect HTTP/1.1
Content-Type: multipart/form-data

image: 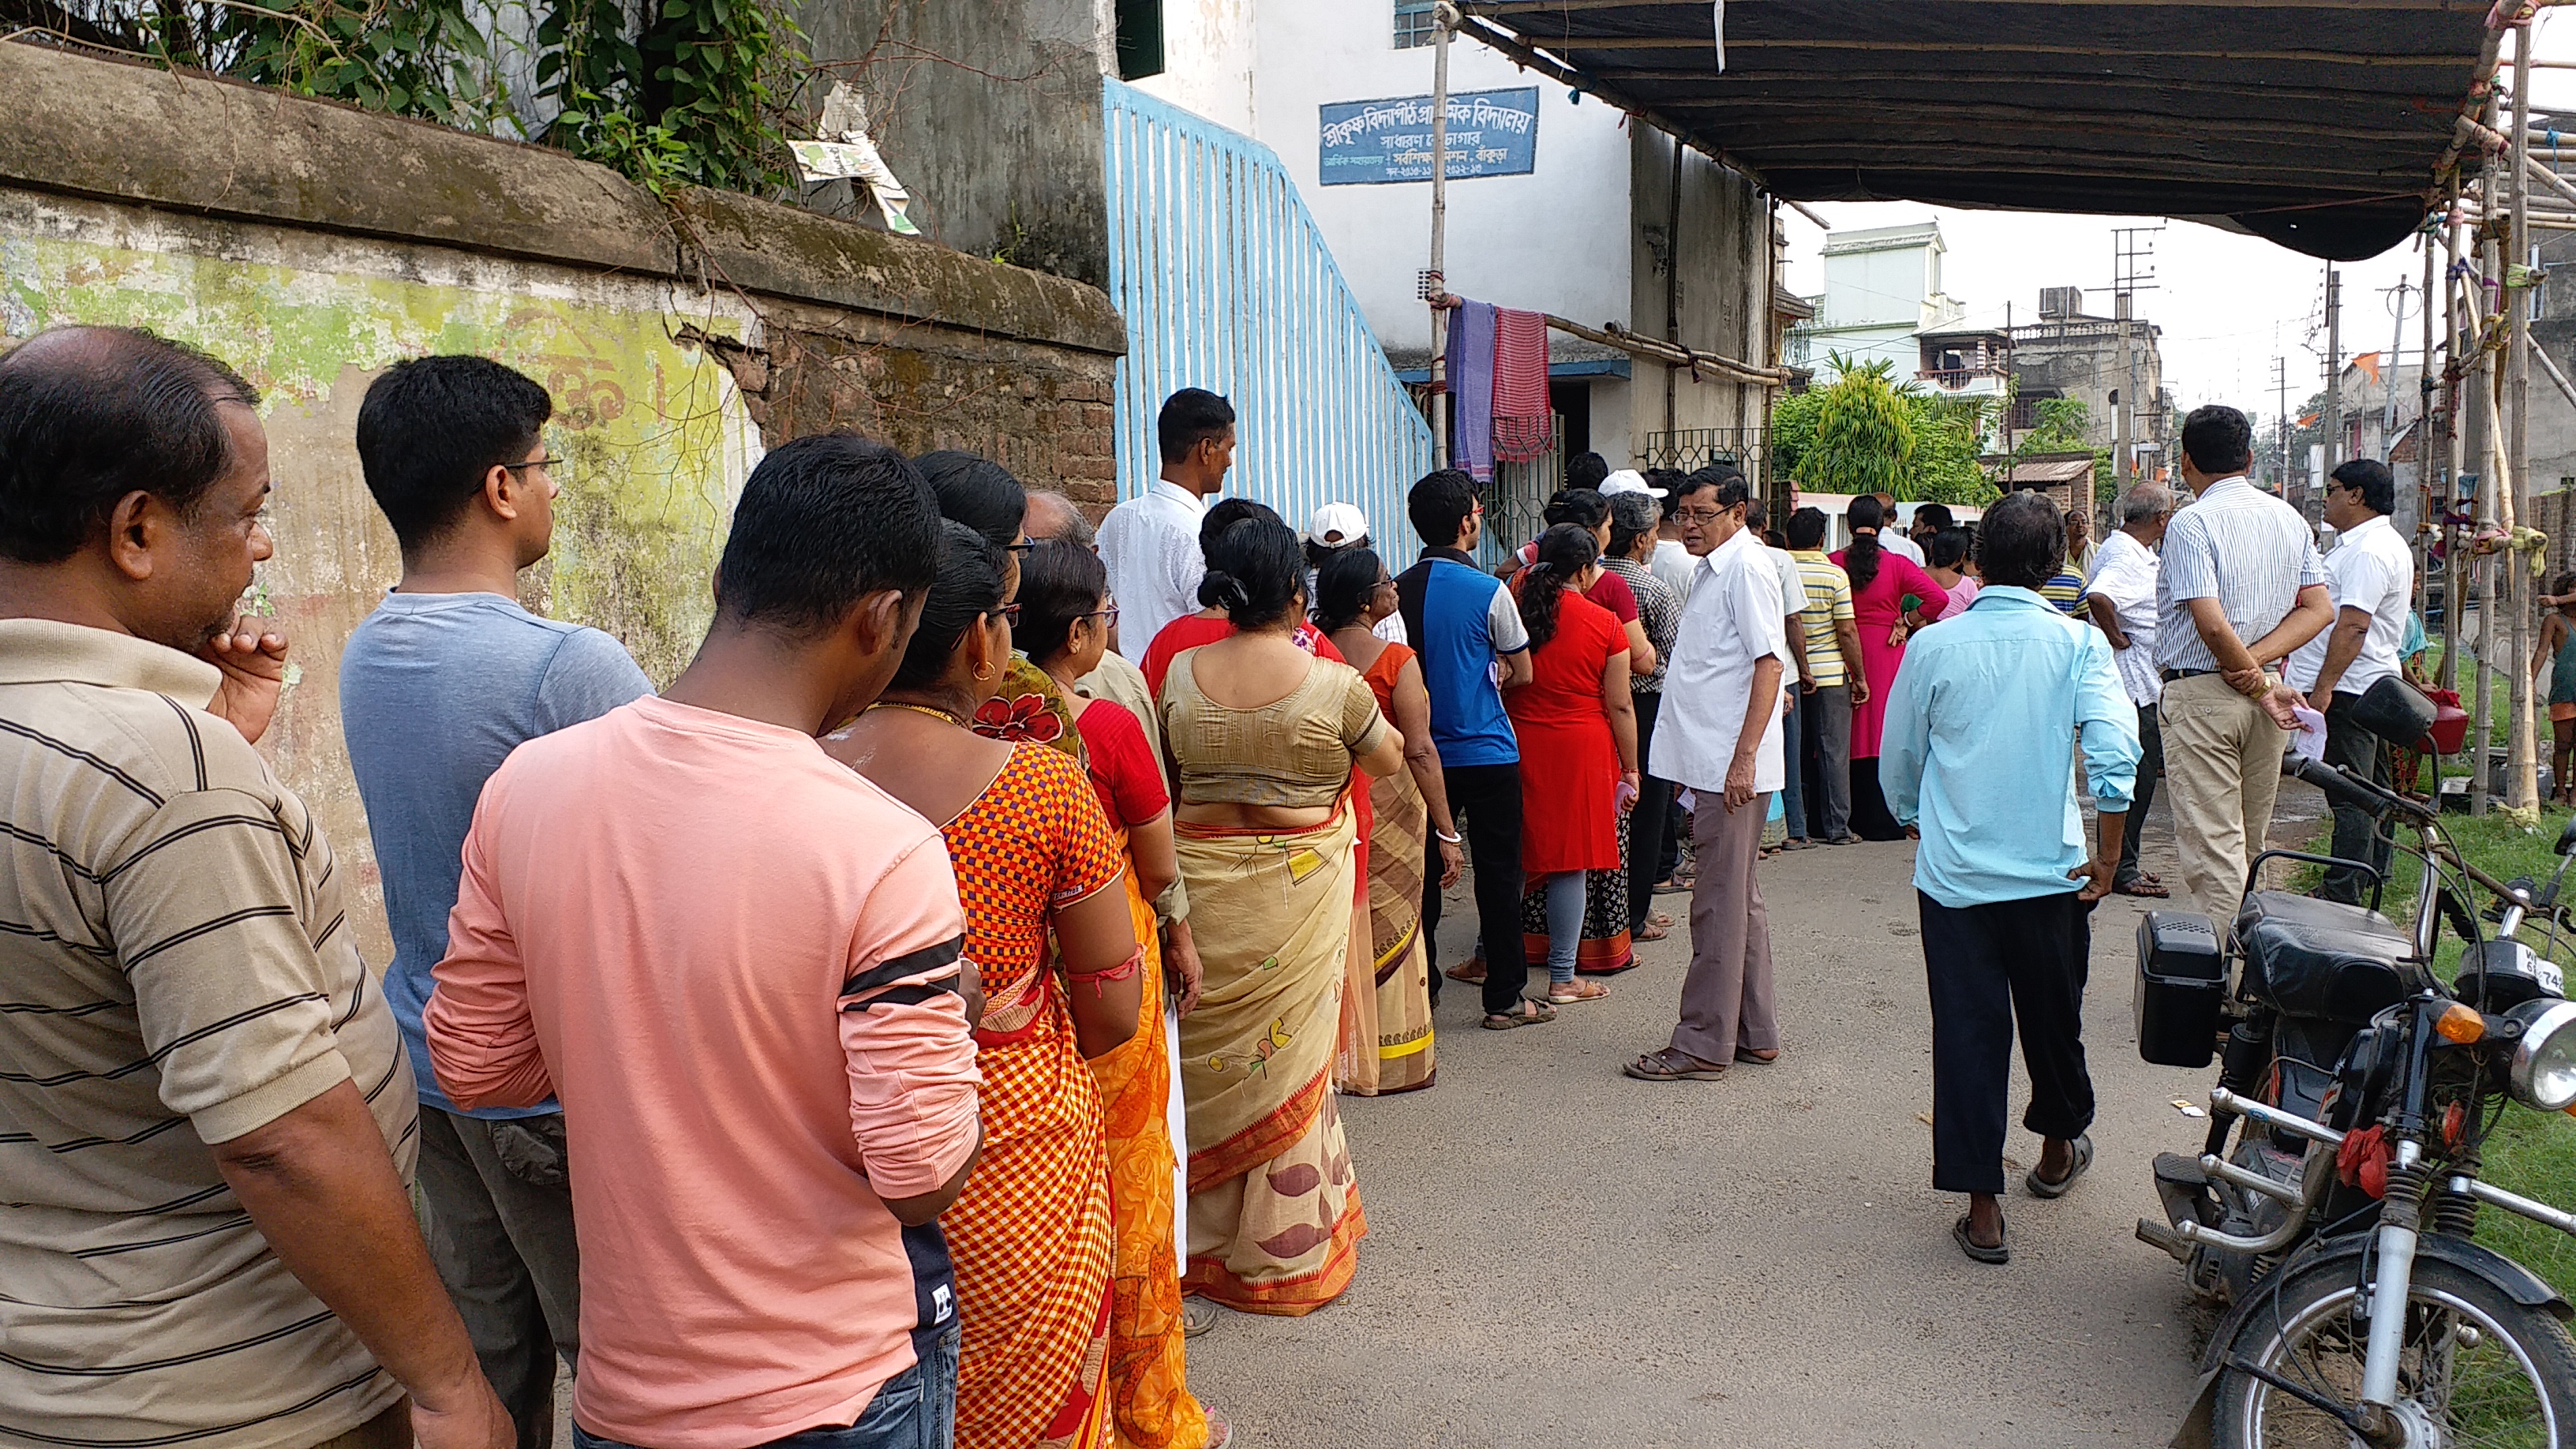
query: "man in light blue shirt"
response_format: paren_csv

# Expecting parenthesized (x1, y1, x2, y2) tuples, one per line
(340, 357, 653, 1447)
(1879, 490, 2139, 1265)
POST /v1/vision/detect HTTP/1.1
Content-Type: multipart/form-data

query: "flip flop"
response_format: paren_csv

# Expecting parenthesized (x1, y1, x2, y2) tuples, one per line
(1633, 921, 1671, 943)
(1623, 1048, 1727, 1081)
(1481, 999, 1556, 1031)
(2026, 1134, 2095, 1199)
(1543, 981, 1611, 1005)
(1734, 1046, 1780, 1065)
(1446, 958, 1487, 984)
(1952, 1214, 2009, 1264)
(2113, 879, 2171, 899)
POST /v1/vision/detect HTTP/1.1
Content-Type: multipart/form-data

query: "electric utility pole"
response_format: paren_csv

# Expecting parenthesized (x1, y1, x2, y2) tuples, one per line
(2110, 227, 2161, 488)
(2272, 355, 2290, 492)
(2324, 264, 2343, 480)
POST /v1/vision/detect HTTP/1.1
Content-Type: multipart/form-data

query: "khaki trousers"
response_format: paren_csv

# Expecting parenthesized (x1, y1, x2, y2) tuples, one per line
(2158, 672, 2289, 922)
(1670, 789, 1778, 1065)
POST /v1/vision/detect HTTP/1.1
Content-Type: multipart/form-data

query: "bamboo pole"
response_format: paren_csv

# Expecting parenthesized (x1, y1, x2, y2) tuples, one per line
(2508, 19, 2538, 812)
(2443, 212, 2467, 695)
(1428, 1, 1454, 470)
(2420, 227, 2439, 621)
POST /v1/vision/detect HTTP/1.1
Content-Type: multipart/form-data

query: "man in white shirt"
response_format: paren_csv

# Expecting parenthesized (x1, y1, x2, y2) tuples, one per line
(2084, 482, 2176, 898)
(1647, 470, 1698, 599)
(1627, 470, 1792, 1082)
(1873, 492, 1926, 567)
(2286, 459, 2415, 904)
(1099, 388, 1234, 653)
(1747, 496, 1814, 848)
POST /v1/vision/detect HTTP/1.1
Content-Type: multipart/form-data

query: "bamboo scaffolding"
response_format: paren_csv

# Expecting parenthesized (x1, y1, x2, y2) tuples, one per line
(2508, 20, 2538, 813)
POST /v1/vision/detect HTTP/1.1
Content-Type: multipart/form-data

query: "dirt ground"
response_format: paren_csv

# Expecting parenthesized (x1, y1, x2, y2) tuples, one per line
(1175, 782, 2331, 1447)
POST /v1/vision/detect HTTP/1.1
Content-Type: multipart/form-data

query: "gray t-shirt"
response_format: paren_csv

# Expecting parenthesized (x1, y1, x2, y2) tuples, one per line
(340, 591, 652, 1118)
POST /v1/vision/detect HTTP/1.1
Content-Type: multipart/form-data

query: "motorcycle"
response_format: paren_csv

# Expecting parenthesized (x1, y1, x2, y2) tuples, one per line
(2136, 677, 2576, 1447)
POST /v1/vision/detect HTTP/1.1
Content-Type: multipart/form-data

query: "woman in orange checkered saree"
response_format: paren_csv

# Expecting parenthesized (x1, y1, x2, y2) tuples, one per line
(826, 522, 1144, 1449)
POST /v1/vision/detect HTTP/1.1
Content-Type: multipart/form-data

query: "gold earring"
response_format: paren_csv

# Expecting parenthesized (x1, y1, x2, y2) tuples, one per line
(975, 662, 995, 681)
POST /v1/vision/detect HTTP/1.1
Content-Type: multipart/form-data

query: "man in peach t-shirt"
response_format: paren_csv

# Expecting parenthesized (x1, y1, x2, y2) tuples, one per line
(428, 436, 983, 1449)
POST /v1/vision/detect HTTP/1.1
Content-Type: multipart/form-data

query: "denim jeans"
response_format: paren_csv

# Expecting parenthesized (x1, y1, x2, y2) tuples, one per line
(1778, 688, 1807, 841)
(574, 1324, 960, 1449)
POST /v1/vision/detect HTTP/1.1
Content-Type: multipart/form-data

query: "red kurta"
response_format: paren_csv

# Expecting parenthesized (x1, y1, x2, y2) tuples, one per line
(1504, 590, 1625, 876)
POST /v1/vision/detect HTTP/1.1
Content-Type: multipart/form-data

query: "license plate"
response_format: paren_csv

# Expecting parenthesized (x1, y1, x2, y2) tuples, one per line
(2538, 959, 2566, 997)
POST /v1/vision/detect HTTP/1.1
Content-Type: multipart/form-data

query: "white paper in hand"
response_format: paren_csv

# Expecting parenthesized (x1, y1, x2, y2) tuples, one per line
(2290, 704, 2330, 765)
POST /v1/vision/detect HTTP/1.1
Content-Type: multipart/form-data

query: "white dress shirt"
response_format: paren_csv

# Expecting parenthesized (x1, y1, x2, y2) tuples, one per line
(2155, 476, 2327, 673)
(1880, 530, 1926, 567)
(1099, 479, 1209, 656)
(1765, 545, 1807, 698)
(2087, 528, 2162, 708)
(1651, 537, 1697, 600)
(1649, 527, 1792, 794)
(2284, 513, 2413, 697)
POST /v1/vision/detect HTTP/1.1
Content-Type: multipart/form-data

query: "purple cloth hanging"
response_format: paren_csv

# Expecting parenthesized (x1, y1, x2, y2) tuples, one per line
(1447, 299, 1497, 484)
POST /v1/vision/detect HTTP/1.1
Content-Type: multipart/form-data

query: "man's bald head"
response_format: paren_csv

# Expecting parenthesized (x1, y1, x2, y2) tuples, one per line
(1023, 488, 1095, 550)
(0, 324, 260, 563)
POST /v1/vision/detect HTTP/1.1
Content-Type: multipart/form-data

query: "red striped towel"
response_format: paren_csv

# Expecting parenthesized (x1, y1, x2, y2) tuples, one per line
(1492, 307, 1553, 461)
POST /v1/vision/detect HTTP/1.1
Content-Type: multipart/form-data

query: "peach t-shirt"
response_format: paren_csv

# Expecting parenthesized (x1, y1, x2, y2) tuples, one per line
(427, 695, 981, 1448)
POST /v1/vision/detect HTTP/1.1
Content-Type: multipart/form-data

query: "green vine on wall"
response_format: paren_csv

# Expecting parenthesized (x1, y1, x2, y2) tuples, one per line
(4, 0, 807, 196)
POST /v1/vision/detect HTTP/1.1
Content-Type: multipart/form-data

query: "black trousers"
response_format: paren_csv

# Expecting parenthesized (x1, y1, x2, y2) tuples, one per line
(1919, 889, 2096, 1196)
(2317, 690, 2394, 906)
(1422, 761, 1532, 1015)
(1627, 691, 1669, 933)
(2114, 701, 2164, 887)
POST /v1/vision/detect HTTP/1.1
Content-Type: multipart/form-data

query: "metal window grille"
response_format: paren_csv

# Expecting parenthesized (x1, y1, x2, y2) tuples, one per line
(1478, 414, 1566, 571)
(1394, 0, 1440, 49)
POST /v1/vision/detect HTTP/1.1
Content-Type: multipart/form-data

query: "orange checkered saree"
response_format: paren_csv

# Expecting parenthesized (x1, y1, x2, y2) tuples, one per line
(940, 743, 1126, 1449)
(1173, 807, 1368, 1316)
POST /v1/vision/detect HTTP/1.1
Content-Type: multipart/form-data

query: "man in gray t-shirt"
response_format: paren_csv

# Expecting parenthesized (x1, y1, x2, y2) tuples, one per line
(340, 358, 650, 1449)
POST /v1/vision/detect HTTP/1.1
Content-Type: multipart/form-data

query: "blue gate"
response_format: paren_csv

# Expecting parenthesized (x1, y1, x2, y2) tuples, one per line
(1103, 78, 1432, 555)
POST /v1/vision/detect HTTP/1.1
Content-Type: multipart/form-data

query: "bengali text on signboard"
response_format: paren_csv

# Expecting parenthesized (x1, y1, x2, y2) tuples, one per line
(1316, 87, 1540, 185)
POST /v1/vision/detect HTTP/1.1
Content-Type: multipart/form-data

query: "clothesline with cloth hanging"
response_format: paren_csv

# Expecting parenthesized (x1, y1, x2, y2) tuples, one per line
(1431, 292, 1797, 481)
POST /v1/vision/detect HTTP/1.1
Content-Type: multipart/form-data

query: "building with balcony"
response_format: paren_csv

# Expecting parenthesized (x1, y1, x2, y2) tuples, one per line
(1786, 221, 1966, 379)
(2005, 285, 2171, 473)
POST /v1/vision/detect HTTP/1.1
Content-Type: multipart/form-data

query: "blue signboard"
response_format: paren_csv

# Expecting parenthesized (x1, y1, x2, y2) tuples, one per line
(1317, 87, 1540, 185)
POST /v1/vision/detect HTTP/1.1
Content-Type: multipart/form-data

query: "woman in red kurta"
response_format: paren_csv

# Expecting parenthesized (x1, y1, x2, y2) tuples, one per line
(1831, 495, 1949, 841)
(1504, 524, 1640, 1005)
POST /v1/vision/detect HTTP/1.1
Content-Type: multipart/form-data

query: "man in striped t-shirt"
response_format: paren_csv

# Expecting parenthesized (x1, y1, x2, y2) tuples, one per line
(1787, 507, 1866, 844)
(0, 328, 508, 1449)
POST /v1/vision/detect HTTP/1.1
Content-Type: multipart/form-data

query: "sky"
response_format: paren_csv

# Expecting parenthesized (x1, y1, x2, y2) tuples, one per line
(1777, 11, 2576, 428)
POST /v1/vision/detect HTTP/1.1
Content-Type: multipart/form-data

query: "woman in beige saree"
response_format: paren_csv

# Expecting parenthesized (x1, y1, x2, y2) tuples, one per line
(1161, 519, 1405, 1315)
(1316, 547, 1460, 1095)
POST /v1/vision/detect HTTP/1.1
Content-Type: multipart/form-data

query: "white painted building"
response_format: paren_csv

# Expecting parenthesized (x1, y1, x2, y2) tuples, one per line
(1786, 222, 1966, 380)
(1128, 0, 1780, 486)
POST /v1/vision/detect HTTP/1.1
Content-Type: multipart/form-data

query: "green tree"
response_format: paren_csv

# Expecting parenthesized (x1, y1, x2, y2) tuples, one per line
(2010, 395, 2114, 491)
(1773, 353, 1998, 505)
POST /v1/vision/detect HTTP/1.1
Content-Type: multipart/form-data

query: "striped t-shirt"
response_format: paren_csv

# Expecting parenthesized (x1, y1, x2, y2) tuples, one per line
(0, 620, 412, 1449)
(1789, 549, 1856, 688)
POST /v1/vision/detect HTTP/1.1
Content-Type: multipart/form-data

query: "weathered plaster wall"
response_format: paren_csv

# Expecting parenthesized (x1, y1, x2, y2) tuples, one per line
(1629, 128, 1770, 459)
(0, 42, 1123, 969)
(796, 0, 1113, 288)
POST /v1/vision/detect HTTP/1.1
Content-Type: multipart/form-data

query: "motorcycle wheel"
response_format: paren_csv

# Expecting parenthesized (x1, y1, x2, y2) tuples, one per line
(2214, 1256, 2576, 1447)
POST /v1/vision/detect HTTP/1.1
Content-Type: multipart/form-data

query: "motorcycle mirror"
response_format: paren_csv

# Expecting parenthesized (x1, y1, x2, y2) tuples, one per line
(2351, 676, 2437, 747)
(2558, 815, 2576, 857)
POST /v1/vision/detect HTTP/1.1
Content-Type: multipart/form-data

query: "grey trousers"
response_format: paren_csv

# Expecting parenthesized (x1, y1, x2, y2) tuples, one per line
(2317, 689, 2394, 905)
(1670, 789, 1779, 1065)
(417, 1106, 581, 1449)
(1802, 683, 1854, 841)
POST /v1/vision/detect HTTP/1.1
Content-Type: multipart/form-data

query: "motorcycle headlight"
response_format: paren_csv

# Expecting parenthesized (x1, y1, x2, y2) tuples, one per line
(2507, 999, 2576, 1112)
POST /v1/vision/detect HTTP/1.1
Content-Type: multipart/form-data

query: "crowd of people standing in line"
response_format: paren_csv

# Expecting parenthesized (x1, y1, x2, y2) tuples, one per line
(0, 315, 2430, 1449)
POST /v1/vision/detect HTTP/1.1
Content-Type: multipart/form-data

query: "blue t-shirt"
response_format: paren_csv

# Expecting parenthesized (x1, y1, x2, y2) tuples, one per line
(340, 592, 653, 1118)
(1395, 549, 1529, 768)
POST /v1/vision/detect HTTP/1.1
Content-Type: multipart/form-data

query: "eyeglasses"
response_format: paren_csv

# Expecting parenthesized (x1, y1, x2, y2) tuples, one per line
(502, 456, 564, 475)
(1002, 537, 1035, 553)
(1676, 507, 1729, 525)
(1082, 602, 1121, 627)
(988, 602, 1021, 621)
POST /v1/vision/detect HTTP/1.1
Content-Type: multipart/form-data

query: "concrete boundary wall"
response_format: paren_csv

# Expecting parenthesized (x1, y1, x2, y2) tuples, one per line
(0, 41, 1127, 968)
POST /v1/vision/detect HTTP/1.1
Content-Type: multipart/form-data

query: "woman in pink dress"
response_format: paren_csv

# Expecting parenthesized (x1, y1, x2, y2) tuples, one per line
(1924, 527, 1979, 622)
(1831, 495, 1949, 840)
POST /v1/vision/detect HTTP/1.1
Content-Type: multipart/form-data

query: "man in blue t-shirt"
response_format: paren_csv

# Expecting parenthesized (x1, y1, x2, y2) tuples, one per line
(340, 357, 652, 1449)
(1395, 470, 1552, 1030)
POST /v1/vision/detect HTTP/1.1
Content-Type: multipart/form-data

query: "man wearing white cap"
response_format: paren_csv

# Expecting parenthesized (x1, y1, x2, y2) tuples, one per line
(1305, 503, 1406, 643)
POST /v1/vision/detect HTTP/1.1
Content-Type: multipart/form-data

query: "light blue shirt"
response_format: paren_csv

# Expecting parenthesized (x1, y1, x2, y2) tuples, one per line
(1880, 586, 2141, 908)
(341, 592, 653, 1118)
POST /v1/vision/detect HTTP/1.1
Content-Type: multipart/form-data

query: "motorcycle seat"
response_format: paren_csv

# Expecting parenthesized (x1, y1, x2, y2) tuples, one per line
(2236, 889, 2428, 1025)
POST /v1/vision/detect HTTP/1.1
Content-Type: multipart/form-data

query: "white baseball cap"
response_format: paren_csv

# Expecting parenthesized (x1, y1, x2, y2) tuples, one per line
(1305, 502, 1372, 546)
(1599, 469, 1666, 498)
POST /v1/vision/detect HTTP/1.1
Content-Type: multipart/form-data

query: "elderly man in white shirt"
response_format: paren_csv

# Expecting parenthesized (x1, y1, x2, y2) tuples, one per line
(1626, 470, 1793, 1082)
(1099, 388, 1234, 654)
(2285, 458, 2415, 904)
(2084, 482, 2176, 898)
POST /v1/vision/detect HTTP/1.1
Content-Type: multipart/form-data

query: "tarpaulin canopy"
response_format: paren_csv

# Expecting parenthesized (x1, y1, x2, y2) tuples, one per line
(1455, 0, 2503, 260)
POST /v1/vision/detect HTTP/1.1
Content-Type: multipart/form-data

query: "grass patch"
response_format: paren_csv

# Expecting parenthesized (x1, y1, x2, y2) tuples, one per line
(2298, 805, 2576, 1294)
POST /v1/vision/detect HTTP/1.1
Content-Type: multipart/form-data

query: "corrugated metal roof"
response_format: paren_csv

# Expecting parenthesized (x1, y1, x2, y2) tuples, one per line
(1455, 1, 2503, 260)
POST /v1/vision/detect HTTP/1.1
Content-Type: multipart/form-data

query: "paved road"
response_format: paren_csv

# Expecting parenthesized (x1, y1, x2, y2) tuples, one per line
(1184, 784, 2329, 1447)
